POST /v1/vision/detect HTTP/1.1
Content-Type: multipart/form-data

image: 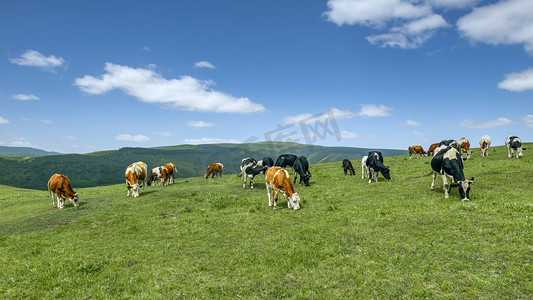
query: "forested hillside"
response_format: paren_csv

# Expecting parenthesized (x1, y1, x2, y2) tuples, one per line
(0, 142, 406, 190)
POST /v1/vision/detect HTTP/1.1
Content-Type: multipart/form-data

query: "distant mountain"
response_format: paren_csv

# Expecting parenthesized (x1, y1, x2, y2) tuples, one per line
(0, 146, 61, 157)
(0, 142, 407, 190)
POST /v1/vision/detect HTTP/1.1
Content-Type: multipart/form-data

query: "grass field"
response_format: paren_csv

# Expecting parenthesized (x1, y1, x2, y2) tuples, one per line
(1, 145, 532, 298)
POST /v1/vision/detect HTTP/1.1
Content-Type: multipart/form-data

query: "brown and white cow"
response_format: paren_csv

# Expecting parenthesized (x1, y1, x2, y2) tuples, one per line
(408, 145, 426, 159)
(458, 137, 472, 159)
(125, 161, 147, 197)
(205, 163, 224, 179)
(48, 174, 79, 209)
(161, 162, 178, 186)
(265, 167, 300, 211)
(479, 135, 491, 157)
(426, 143, 440, 156)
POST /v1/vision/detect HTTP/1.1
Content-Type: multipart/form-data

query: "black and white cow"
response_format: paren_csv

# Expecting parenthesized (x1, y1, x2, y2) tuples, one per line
(361, 155, 369, 179)
(365, 151, 391, 183)
(506, 135, 526, 158)
(431, 146, 474, 201)
(342, 159, 355, 176)
(260, 156, 274, 168)
(240, 157, 267, 189)
(293, 156, 311, 186)
(275, 154, 298, 169)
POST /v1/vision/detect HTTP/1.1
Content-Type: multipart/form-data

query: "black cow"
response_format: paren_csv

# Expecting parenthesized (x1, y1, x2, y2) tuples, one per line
(365, 151, 391, 183)
(431, 146, 474, 201)
(506, 135, 526, 158)
(275, 154, 298, 169)
(342, 159, 355, 175)
(239, 157, 266, 189)
(260, 156, 274, 168)
(293, 156, 311, 186)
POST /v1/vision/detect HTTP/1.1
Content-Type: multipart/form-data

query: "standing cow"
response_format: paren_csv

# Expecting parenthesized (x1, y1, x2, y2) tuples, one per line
(293, 156, 311, 186)
(366, 151, 391, 183)
(260, 157, 274, 168)
(361, 156, 369, 179)
(147, 167, 163, 186)
(275, 154, 298, 170)
(408, 145, 426, 159)
(458, 137, 472, 159)
(506, 135, 526, 158)
(479, 135, 491, 157)
(205, 163, 224, 179)
(426, 143, 440, 156)
(265, 167, 300, 211)
(342, 159, 355, 176)
(239, 157, 267, 189)
(160, 162, 178, 186)
(48, 174, 79, 208)
(431, 146, 474, 201)
(125, 162, 147, 197)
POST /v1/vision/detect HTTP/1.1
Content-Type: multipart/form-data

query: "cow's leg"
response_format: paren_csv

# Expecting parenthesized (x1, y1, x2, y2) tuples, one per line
(508, 146, 512, 158)
(58, 195, 65, 209)
(51, 192, 56, 207)
(431, 172, 436, 190)
(250, 176, 254, 189)
(344, 168, 347, 175)
(242, 175, 247, 189)
(442, 174, 450, 198)
(267, 185, 272, 207)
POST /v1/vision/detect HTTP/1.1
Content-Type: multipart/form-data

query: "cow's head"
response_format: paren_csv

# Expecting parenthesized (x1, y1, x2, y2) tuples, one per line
(289, 192, 301, 211)
(451, 177, 474, 201)
(130, 183, 141, 197)
(146, 172, 156, 186)
(381, 166, 391, 180)
(69, 193, 79, 207)
(518, 148, 525, 157)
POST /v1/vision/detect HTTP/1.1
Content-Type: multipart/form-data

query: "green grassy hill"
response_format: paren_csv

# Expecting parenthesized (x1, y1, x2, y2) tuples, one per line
(1, 144, 531, 298)
(0, 142, 406, 190)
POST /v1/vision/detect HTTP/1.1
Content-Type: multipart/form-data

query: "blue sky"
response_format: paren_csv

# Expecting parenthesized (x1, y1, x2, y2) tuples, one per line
(1, 0, 532, 154)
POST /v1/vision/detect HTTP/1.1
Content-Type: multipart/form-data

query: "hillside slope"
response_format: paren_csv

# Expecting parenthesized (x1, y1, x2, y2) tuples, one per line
(1, 144, 531, 298)
(0, 142, 406, 190)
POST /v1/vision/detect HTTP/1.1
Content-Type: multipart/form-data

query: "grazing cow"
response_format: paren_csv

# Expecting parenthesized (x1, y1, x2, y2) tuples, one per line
(125, 162, 147, 197)
(361, 156, 369, 179)
(293, 156, 311, 186)
(458, 137, 472, 159)
(431, 146, 474, 201)
(506, 135, 526, 158)
(47, 174, 79, 208)
(426, 143, 440, 156)
(408, 145, 426, 159)
(260, 156, 274, 168)
(275, 154, 298, 169)
(479, 135, 491, 157)
(147, 167, 163, 186)
(240, 157, 267, 188)
(265, 167, 300, 211)
(205, 163, 224, 179)
(161, 162, 178, 185)
(365, 151, 391, 183)
(342, 159, 355, 176)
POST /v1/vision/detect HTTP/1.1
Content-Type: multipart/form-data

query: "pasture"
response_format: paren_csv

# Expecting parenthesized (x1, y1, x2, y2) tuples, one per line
(1, 145, 532, 298)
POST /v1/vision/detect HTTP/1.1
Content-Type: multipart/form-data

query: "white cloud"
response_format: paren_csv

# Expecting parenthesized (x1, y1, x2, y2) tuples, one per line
(457, 0, 533, 55)
(12, 94, 39, 101)
(339, 130, 360, 139)
(143, 46, 151, 52)
(459, 117, 513, 129)
(183, 137, 240, 144)
(498, 68, 533, 92)
(413, 130, 424, 136)
(0, 116, 9, 124)
(10, 137, 33, 147)
(115, 134, 151, 142)
(153, 131, 173, 137)
(406, 119, 422, 126)
(325, 0, 449, 49)
(283, 108, 354, 125)
(61, 136, 76, 140)
(74, 63, 264, 114)
(9, 50, 65, 69)
(357, 104, 393, 117)
(41, 120, 52, 124)
(194, 61, 215, 69)
(187, 121, 214, 128)
(523, 115, 533, 127)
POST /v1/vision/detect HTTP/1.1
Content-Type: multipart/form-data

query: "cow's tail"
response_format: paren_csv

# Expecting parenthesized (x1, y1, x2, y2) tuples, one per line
(47, 179, 51, 195)
(237, 171, 243, 177)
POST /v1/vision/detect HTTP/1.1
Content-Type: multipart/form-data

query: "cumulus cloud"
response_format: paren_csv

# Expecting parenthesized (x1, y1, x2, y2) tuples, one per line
(523, 115, 533, 127)
(283, 108, 354, 125)
(9, 50, 65, 70)
(74, 63, 264, 114)
(406, 119, 422, 126)
(325, 0, 450, 49)
(457, 0, 533, 55)
(459, 117, 513, 129)
(153, 131, 173, 136)
(183, 137, 240, 144)
(0, 116, 9, 124)
(194, 61, 215, 69)
(12, 94, 39, 101)
(357, 104, 393, 117)
(339, 130, 360, 139)
(187, 121, 214, 128)
(497, 68, 533, 92)
(115, 134, 151, 142)
(10, 137, 33, 147)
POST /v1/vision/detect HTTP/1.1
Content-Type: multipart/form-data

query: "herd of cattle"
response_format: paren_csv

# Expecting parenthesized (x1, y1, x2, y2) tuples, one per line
(47, 135, 526, 210)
